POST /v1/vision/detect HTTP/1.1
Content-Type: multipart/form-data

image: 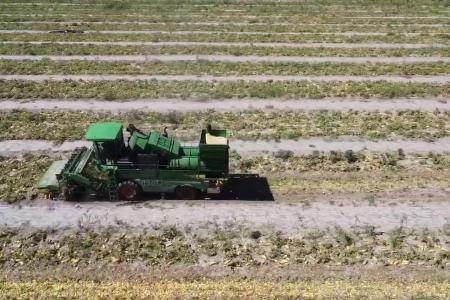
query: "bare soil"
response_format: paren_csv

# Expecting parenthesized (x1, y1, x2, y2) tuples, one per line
(2, 29, 441, 36)
(1, 74, 449, 83)
(2, 40, 446, 48)
(1, 137, 450, 157)
(1, 98, 449, 112)
(2, 189, 450, 233)
(3, 54, 449, 63)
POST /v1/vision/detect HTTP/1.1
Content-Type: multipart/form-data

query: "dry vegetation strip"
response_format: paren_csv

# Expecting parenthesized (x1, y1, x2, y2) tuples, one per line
(2, 224, 450, 272)
(2, 151, 450, 201)
(1, 32, 449, 44)
(2, 22, 450, 34)
(2, 43, 449, 56)
(1, 279, 450, 299)
(2, 13, 450, 24)
(0, 80, 448, 99)
(2, 60, 450, 76)
(1, 110, 450, 141)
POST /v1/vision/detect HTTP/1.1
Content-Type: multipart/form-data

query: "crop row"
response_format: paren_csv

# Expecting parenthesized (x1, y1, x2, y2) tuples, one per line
(2, 44, 449, 57)
(1, 4, 448, 17)
(3, 6, 443, 15)
(2, 22, 449, 34)
(0, 80, 448, 99)
(1, 110, 449, 141)
(1, 11, 448, 20)
(1, 32, 449, 44)
(2, 152, 450, 202)
(2, 14, 450, 25)
(0, 0, 446, 6)
(2, 279, 450, 299)
(1, 2, 448, 15)
(1, 221, 450, 273)
(2, 60, 449, 76)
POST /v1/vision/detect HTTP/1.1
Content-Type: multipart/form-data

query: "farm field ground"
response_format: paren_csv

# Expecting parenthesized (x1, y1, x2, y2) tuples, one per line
(1, 0, 450, 298)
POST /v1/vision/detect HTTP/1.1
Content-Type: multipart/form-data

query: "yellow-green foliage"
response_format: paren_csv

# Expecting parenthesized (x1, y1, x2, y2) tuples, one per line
(1, 44, 448, 57)
(1, 110, 450, 140)
(1, 80, 449, 100)
(1, 279, 450, 299)
(0, 155, 52, 203)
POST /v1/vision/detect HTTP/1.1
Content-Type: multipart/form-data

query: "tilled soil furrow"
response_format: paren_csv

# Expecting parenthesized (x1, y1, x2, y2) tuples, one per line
(0, 29, 444, 36)
(1, 74, 448, 83)
(5, 21, 450, 27)
(1, 99, 449, 112)
(1, 200, 450, 232)
(2, 13, 450, 20)
(1, 41, 446, 48)
(2, 55, 450, 63)
(1, 138, 449, 157)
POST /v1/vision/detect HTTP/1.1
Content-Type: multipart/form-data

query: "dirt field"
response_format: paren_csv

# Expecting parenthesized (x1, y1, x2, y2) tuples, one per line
(0, 0, 449, 298)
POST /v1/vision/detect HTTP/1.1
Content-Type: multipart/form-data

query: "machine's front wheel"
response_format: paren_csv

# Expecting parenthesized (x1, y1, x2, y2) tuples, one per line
(175, 185, 199, 200)
(118, 181, 141, 201)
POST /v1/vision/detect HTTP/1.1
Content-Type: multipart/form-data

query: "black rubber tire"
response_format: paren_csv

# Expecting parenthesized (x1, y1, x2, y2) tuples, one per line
(175, 185, 199, 200)
(61, 187, 73, 201)
(118, 181, 141, 201)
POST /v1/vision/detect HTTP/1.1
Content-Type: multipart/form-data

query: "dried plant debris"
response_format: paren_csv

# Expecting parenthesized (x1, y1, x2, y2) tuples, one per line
(1, 32, 449, 44)
(1, 225, 450, 269)
(3, 61, 450, 76)
(1, 110, 450, 141)
(1, 152, 449, 202)
(2, 44, 449, 57)
(0, 80, 449, 100)
(0, 155, 52, 203)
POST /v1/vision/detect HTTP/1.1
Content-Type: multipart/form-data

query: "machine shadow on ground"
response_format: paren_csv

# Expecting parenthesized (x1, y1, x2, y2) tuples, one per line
(77, 175, 275, 203)
(129, 175, 274, 202)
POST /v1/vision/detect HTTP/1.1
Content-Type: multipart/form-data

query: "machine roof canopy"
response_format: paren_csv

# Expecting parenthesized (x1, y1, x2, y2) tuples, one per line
(85, 122, 123, 142)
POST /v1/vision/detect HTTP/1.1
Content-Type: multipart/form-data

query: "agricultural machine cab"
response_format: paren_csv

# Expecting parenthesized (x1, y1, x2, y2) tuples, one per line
(85, 122, 125, 164)
(38, 122, 273, 201)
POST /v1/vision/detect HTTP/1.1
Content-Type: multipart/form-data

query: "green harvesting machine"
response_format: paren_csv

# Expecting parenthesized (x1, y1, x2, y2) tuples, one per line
(37, 122, 272, 201)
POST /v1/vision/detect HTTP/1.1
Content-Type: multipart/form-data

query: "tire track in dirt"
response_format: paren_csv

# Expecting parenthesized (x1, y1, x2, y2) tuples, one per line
(1, 138, 450, 157)
(2, 200, 450, 232)
(1, 98, 449, 112)
(1, 74, 448, 83)
(2, 55, 450, 64)
(1, 29, 442, 36)
(2, 13, 450, 20)
(5, 21, 450, 27)
(2, 41, 446, 49)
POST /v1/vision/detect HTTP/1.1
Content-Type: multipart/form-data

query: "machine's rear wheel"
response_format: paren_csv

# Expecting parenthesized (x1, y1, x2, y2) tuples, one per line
(175, 185, 199, 200)
(61, 187, 73, 201)
(118, 181, 141, 201)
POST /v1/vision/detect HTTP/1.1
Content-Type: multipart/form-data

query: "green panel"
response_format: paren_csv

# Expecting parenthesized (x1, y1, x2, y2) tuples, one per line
(37, 159, 68, 192)
(128, 132, 148, 152)
(169, 156, 201, 170)
(147, 132, 181, 158)
(180, 146, 199, 157)
(199, 144, 229, 177)
(85, 122, 123, 142)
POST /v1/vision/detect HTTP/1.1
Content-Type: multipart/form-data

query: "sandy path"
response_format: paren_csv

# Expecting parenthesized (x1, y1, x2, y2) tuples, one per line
(0, 29, 440, 36)
(3, 54, 450, 64)
(1, 138, 450, 157)
(1, 98, 449, 112)
(1, 200, 450, 233)
(2, 41, 447, 49)
(1, 74, 448, 83)
(5, 21, 450, 27)
(2, 13, 450, 20)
